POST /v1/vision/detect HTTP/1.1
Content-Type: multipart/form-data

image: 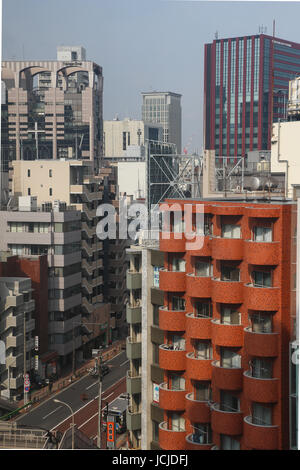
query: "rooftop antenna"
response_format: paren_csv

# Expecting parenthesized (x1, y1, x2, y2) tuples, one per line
(215, 31, 218, 40)
(273, 19, 276, 38)
(259, 24, 267, 34)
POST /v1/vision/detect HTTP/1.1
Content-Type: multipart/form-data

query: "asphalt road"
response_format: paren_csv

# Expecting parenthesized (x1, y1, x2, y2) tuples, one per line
(15, 351, 129, 431)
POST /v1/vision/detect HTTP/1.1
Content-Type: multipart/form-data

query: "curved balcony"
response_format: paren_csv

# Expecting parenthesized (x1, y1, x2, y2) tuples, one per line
(159, 232, 186, 253)
(244, 416, 279, 450)
(159, 269, 186, 292)
(245, 206, 280, 219)
(185, 393, 211, 423)
(244, 284, 279, 311)
(244, 327, 279, 357)
(212, 360, 243, 391)
(159, 421, 186, 450)
(244, 240, 279, 265)
(186, 273, 212, 298)
(159, 344, 186, 371)
(186, 352, 212, 381)
(188, 235, 211, 256)
(211, 403, 243, 436)
(212, 237, 243, 261)
(185, 313, 212, 340)
(243, 370, 279, 403)
(159, 383, 186, 411)
(185, 434, 213, 451)
(159, 307, 186, 332)
(211, 319, 244, 347)
(212, 279, 243, 304)
(212, 205, 244, 216)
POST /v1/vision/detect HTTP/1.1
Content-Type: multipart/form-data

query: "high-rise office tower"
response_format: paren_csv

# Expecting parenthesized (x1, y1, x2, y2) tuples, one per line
(1, 58, 103, 169)
(204, 34, 300, 158)
(141, 91, 182, 153)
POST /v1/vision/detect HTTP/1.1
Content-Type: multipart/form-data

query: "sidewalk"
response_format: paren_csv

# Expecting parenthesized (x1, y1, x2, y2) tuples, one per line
(18, 340, 126, 412)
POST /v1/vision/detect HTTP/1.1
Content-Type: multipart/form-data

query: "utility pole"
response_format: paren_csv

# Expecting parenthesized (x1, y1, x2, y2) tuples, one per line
(97, 348, 103, 449)
(23, 313, 28, 405)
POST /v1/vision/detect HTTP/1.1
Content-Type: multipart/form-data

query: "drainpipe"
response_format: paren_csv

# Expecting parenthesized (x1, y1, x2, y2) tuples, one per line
(276, 119, 289, 198)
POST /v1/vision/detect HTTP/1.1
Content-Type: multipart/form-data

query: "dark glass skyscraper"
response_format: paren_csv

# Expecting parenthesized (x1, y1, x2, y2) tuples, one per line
(204, 34, 300, 159)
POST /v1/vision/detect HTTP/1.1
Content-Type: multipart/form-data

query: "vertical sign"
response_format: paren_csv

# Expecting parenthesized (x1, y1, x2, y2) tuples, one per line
(106, 415, 116, 449)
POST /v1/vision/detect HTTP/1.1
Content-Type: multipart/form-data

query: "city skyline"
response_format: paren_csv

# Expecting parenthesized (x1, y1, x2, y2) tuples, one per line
(3, 0, 300, 153)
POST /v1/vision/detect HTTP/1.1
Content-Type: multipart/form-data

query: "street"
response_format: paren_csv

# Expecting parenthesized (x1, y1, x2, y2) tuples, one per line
(15, 351, 129, 435)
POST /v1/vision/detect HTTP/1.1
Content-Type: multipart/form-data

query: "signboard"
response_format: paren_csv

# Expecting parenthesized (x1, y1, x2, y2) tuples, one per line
(153, 267, 160, 288)
(34, 355, 39, 371)
(153, 383, 160, 403)
(106, 415, 116, 449)
(24, 373, 30, 393)
(34, 336, 39, 352)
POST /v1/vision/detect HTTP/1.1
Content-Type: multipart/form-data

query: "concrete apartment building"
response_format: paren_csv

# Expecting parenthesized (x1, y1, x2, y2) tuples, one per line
(0, 251, 57, 381)
(103, 118, 163, 158)
(9, 159, 112, 354)
(141, 91, 182, 153)
(1, 58, 103, 168)
(157, 198, 295, 450)
(126, 239, 165, 450)
(0, 199, 84, 370)
(0, 275, 35, 400)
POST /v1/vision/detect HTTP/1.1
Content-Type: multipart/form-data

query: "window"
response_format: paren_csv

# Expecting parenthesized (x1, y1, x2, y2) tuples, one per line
(49, 169, 52, 177)
(27, 188, 31, 196)
(169, 374, 185, 391)
(171, 296, 185, 311)
(220, 348, 241, 368)
(172, 257, 186, 272)
(191, 423, 212, 444)
(49, 188, 52, 196)
(27, 169, 31, 177)
(221, 306, 240, 325)
(195, 259, 211, 277)
(221, 265, 240, 282)
(253, 226, 272, 242)
(252, 403, 272, 426)
(220, 435, 240, 450)
(251, 358, 272, 379)
(170, 335, 185, 351)
(170, 413, 185, 431)
(252, 270, 272, 287)
(194, 301, 212, 318)
(194, 340, 212, 359)
(194, 381, 211, 401)
(222, 224, 241, 239)
(220, 391, 240, 412)
(250, 312, 272, 333)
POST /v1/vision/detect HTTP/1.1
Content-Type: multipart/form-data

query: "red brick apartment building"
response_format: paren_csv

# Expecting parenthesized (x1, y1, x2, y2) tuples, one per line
(158, 198, 294, 450)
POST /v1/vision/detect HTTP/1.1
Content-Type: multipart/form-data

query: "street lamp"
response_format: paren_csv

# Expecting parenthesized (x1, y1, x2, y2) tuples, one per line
(53, 399, 75, 450)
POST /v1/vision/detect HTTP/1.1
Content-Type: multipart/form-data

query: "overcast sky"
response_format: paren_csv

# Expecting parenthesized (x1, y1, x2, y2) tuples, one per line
(2, 0, 300, 152)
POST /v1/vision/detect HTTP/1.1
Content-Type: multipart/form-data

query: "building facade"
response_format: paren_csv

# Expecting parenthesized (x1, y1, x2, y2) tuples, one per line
(0, 276, 35, 400)
(9, 159, 112, 354)
(1, 59, 103, 168)
(141, 91, 182, 153)
(126, 241, 165, 450)
(204, 34, 300, 158)
(103, 118, 163, 158)
(158, 198, 294, 450)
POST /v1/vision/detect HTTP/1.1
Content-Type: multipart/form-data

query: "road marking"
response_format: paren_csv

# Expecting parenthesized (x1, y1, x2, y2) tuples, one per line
(120, 360, 129, 367)
(86, 382, 98, 390)
(102, 392, 113, 400)
(78, 412, 98, 429)
(51, 376, 126, 431)
(42, 406, 62, 420)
